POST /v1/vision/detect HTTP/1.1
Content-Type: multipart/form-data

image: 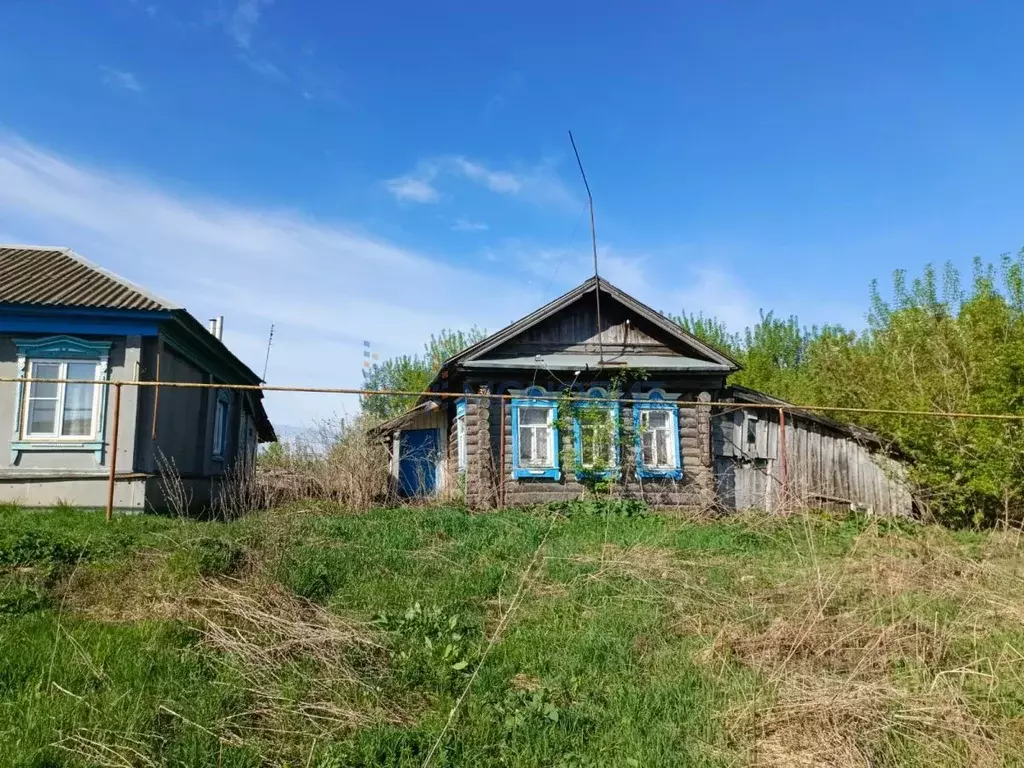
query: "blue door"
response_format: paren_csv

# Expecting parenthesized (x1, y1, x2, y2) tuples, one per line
(398, 428, 440, 497)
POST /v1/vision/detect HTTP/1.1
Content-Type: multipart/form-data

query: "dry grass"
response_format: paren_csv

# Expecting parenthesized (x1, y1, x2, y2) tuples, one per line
(253, 416, 395, 514)
(186, 579, 407, 745)
(683, 519, 1024, 767)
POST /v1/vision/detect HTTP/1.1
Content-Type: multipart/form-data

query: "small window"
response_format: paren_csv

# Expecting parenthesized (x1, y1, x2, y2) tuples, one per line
(22, 360, 101, 439)
(512, 399, 560, 479)
(212, 391, 230, 460)
(574, 405, 618, 476)
(635, 405, 681, 478)
(455, 399, 467, 472)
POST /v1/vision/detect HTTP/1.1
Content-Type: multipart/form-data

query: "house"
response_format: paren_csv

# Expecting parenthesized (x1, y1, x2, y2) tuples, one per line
(378, 276, 912, 515)
(0, 245, 275, 511)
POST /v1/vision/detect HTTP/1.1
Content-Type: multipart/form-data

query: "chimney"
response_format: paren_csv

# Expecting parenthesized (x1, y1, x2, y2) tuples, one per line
(208, 316, 224, 340)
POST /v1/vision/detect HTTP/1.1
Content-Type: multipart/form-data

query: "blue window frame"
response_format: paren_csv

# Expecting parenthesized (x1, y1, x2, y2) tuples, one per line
(573, 388, 619, 479)
(633, 393, 682, 480)
(511, 394, 560, 480)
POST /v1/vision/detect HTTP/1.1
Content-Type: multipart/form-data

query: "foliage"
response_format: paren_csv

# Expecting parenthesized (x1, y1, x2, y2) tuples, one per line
(0, 530, 90, 567)
(675, 251, 1024, 527)
(362, 327, 487, 419)
(546, 498, 648, 518)
(374, 602, 480, 692)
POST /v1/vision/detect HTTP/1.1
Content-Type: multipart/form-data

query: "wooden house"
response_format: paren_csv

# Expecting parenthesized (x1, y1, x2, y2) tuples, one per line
(378, 276, 911, 515)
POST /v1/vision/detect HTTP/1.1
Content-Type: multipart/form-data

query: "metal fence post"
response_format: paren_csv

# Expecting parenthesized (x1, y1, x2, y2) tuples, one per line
(106, 382, 122, 522)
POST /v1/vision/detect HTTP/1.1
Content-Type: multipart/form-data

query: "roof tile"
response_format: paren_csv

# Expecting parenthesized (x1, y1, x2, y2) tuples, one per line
(0, 246, 178, 311)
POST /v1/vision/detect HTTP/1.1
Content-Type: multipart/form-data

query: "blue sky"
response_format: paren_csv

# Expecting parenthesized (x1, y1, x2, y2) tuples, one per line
(2, 1, 1024, 426)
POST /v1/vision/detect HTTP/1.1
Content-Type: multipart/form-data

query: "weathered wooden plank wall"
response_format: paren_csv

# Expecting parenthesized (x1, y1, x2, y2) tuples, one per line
(712, 408, 913, 516)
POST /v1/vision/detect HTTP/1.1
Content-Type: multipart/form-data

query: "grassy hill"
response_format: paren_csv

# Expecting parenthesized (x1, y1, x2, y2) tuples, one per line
(1, 502, 1022, 767)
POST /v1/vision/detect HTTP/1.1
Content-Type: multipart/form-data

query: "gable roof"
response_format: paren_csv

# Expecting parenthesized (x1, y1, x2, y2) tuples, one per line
(437, 275, 741, 376)
(0, 245, 179, 311)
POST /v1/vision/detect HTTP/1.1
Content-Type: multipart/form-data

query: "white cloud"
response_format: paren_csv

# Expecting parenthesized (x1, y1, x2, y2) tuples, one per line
(99, 67, 143, 93)
(383, 155, 577, 209)
(0, 135, 545, 427)
(384, 174, 440, 204)
(226, 0, 272, 49)
(452, 218, 489, 232)
(237, 53, 288, 82)
(452, 157, 522, 194)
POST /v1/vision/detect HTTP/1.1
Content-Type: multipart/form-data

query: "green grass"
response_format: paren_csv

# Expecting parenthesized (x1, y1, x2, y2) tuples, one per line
(1, 503, 1022, 767)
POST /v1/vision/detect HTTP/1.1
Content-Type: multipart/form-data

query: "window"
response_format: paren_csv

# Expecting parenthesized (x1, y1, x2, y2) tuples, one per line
(634, 403, 681, 478)
(455, 399, 467, 472)
(574, 405, 618, 477)
(511, 398, 560, 479)
(212, 390, 230, 460)
(22, 360, 101, 439)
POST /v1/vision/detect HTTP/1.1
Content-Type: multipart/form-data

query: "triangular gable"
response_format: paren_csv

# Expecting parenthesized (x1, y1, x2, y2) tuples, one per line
(440, 276, 740, 372)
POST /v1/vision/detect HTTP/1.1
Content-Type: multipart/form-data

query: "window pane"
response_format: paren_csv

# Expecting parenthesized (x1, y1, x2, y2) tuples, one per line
(27, 400, 57, 435)
(520, 407, 549, 426)
(30, 363, 60, 400)
(648, 410, 670, 429)
(66, 362, 97, 381)
(519, 426, 533, 462)
(642, 430, 654, 465)
(580, 425, 595, 465)
(655, 430, 669, 466)
(534, 426, 550, 464)
(61, 382, 96, 436)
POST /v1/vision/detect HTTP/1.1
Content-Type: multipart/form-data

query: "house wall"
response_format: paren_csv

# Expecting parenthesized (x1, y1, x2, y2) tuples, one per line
(482, 301, 678, 357)
(0, 333, 144, 508)
(135, 335, 250, 475)
(133, 334, 254, 513)
(712, 407, 913, 516)
(462, 377, 722, 510)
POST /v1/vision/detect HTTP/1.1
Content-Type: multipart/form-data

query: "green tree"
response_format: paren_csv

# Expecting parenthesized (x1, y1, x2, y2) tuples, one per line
(671, 251, 1024, 527)
(361, 327, 487, 419)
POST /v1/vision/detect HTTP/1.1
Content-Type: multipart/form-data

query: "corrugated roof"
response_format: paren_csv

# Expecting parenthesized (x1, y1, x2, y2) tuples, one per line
(0, 245, 179, 311)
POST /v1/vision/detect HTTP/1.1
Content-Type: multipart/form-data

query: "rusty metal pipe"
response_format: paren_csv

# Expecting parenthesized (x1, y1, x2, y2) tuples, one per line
(498, 395, 506, 508)
(106, 382, 122, 522)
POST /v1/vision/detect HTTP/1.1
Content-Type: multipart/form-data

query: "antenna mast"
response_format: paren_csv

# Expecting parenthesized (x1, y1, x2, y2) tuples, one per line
(262, 323, 275, 382)
(568, 130, 604, 365)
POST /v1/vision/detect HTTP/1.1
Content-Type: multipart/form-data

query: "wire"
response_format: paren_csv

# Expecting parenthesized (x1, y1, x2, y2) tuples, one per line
(543, 199, 590, 299)
(420, 513, 558, 768)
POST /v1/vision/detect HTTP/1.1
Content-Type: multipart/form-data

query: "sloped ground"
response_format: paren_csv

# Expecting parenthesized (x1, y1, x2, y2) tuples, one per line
(0, 502, 1022, 767)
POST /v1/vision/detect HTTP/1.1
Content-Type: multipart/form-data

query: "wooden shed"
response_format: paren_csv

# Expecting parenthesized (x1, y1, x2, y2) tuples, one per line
(713, 387, 913, 516)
